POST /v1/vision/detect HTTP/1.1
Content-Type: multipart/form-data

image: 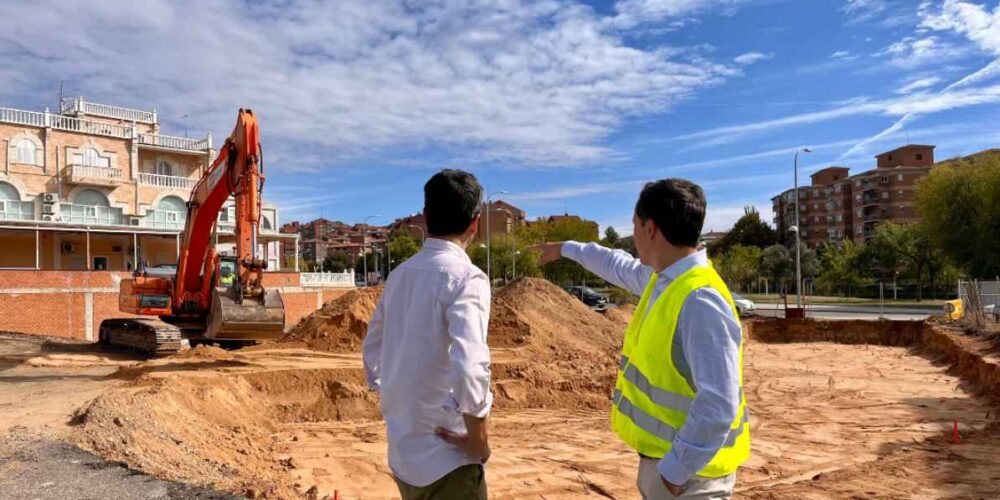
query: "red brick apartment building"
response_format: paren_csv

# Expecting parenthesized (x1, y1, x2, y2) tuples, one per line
(772, 144, 935, 248)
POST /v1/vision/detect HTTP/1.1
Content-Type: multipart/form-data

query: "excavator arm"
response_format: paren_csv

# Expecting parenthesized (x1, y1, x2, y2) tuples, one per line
(107, 109, 284, 353)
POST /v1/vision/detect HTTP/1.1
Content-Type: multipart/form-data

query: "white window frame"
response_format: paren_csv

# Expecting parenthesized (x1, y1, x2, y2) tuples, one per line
(15, 138, 37, 165)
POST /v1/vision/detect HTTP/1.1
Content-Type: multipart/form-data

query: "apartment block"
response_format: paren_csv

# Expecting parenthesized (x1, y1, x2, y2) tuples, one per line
(0, 98, 295, 271)
(772, 145, 935, 248)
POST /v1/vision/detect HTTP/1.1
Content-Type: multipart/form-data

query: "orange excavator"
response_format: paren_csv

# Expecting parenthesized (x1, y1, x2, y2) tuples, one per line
(99, 109, 284, 354)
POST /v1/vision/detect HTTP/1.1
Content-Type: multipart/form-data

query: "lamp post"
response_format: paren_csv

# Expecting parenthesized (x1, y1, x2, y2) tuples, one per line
(408, 224, 425, 242)
(793, 147, 811, 308)
(362, 214, 381, 287)
(485, 190, 509, 287)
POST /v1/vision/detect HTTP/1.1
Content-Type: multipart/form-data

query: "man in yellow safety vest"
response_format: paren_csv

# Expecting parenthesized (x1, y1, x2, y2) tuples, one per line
(535, 179, 749, 499)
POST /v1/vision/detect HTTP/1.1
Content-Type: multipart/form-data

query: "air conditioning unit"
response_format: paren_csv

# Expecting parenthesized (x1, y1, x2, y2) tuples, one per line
(42, 203, 60, 215)
(43, 193, 60, 204)
(62, 243, 76, 253)
(42, 214, 60, 222)
(128, 216, 142, 226)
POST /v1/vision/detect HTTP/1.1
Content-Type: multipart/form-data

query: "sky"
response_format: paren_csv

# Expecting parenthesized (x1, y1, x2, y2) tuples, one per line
(2, 0, 998, 235)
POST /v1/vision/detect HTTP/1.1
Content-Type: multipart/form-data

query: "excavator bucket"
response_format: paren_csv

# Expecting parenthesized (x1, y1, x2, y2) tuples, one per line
(205, 287, 285, 340)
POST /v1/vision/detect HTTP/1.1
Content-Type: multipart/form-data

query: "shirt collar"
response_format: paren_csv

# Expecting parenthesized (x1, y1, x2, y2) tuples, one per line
(422, 237, 471, 261)
(659, 249, 708, 281)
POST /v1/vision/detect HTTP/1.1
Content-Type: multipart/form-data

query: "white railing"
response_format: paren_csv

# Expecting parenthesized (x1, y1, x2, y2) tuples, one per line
(66, 164, 124, 182)
(138, 132, 209, 151)
(0, 200, 35, 221)
(138, 172, 197, 190)
(76, 99, 156, 124)
(49, 114, 132, 139)
(300, 271, 356, 288)
(0, 107, 46, 127)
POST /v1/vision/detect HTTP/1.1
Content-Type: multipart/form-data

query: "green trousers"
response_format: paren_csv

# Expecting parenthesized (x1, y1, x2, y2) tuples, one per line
(394, 464, 487, 500)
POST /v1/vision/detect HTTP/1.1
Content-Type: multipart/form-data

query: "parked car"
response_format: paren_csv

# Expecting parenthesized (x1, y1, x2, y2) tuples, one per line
(732, 292, 756, 316)
(564, 286, 610, 310)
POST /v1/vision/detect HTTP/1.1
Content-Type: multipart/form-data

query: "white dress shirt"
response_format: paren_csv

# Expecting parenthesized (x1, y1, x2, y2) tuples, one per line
(562, 242, 743, 485)
(363, 238, 494, 487)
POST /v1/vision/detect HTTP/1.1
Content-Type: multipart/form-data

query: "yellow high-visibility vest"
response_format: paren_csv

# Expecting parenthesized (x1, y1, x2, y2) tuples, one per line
(611, 264, 750, 478)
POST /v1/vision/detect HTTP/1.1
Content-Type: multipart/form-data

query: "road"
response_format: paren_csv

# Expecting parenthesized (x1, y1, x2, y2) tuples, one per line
(753, 303, 939, 321)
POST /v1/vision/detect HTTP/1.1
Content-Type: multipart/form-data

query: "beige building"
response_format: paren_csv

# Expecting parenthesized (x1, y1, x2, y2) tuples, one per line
(0, 98, 296, 271)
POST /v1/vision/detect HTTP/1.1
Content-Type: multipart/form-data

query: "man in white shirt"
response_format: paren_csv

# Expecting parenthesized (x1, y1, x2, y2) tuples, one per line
(363, 169, 493, 500)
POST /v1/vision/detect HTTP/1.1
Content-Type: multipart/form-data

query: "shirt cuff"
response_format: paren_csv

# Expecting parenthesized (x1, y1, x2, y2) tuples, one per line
(561, 241, 585, 260)
(657, 451, 693, 486)
(445, 390, 494, 419)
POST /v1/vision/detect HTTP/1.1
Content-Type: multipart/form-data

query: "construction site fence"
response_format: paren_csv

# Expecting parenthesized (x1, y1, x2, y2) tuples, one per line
(729, 280, 957, 301)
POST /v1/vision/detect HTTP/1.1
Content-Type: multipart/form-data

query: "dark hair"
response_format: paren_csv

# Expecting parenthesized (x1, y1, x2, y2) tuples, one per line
(634, 178, 706, 248)
(424, 169, 483, 237)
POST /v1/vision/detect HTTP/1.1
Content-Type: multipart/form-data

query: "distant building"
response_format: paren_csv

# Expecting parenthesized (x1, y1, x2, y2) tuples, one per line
(772, 144, 936, 248)
(476, 200, 527, 242)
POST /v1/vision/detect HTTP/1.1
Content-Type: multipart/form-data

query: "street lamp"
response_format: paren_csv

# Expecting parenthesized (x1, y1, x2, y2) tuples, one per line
(485, 190, 509, 286)
(362, 214, 381, 287)
(793, 147, 812, 308)
(408, 225, 425, 242)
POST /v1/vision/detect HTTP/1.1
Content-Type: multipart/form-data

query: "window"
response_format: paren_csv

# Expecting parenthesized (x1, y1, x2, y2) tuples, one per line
(83, 148, 101, 167)
(897, 174, 903, 181)
(813, 203, 819, 210)
(888, 154, 893, 161)
(916, 153, 923, 160)
(156, 160, 173, 176)
(898, 190, 903, 196)
(882, 191, 889, 199)
(836, 214, 842, 222)
(75, 189, 110, 207)
(855, 180, 861, 187)
(262, 215, 273, 231)
(880, 175, 889, 184)
(833, 175, 839, 180)
(93, 256, 109, 271)
(15, 139, 37, 165)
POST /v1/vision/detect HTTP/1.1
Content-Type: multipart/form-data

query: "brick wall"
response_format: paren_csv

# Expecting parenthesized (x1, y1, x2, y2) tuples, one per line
(0, 269, 352, 341)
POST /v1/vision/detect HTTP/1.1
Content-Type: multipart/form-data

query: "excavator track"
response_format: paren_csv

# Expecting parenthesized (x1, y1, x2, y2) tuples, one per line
(99, 318, 186, 356)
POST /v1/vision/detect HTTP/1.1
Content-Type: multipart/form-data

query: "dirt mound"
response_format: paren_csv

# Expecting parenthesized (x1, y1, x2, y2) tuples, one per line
(172, 344, 238, 361)
(602, 304, 636, 327)
(71, 374, 293, 498)
(489, 278, 622, 410)
(281, 287, 382, 352)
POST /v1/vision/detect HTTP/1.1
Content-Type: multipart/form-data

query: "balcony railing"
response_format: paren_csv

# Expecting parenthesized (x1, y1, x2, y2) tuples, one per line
(300, 271, 356, 288)
(138, 172, 197, 190)
(0, 105, 210, 153)
(0, 200, 35, 221)
(138, 133, 210, 152)
(68, 98, 156, 124)
(146, 209, 187, 229)
(64, 164, 124, 186)
(49, 114, 133, 139)
(59, 203, 124, 225)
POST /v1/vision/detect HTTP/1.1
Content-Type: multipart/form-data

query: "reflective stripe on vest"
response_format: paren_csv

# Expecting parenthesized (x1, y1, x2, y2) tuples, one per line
(613, 388, 749, 448)
(622, 363, 694, 414)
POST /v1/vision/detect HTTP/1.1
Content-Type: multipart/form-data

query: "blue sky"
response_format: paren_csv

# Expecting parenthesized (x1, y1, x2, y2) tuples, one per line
(2, 0, 998, 234)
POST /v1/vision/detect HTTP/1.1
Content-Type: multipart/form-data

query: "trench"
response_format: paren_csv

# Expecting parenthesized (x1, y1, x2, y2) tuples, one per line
(67, 320, 1000, 499)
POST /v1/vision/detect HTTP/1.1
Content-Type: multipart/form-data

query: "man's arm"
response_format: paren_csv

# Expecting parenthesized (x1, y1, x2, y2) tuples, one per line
(361, 295, 386, 391)
(560, 242, 652, 296)
(435, 271, 493, 461)
(658, 289, 743, 486)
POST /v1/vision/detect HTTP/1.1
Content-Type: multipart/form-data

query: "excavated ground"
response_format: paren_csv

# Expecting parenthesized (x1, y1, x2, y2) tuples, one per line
(4, 280, 1000, 499)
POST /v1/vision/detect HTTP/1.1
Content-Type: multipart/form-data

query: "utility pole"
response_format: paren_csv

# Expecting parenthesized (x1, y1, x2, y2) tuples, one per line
(793, 147, 812, 308)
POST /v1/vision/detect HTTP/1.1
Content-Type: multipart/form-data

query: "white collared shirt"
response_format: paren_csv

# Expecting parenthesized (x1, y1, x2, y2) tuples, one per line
(363, 238, 493, 487)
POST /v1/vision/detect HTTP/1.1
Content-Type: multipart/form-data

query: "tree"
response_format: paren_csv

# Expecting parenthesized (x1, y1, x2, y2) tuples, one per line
(760, 244, 793, 293)
(917, 151, 1000, 278)
(468, 238, 541, 283)
(870, 223, 942, 301)
(715, 244, 761, 293)
(815, 241, 872, 296)
(516, 217, 601, 285)
(602, 226, 620, 247)
(322, 251, 353, 272)
(387, 231, 421, 266)
(708, 207, 777, 256)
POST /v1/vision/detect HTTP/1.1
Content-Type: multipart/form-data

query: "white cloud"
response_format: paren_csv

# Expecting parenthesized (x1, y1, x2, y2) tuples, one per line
(896, 75, 943, 93)
(607, 0, 744, 29)
(0, 0, 742, 169)
(830, 50, 854, 59)
(876, 35, 966, 67)
(920, 0, 1000, 55)
(733, 51, 774, 65)
(842, 0, 888, 23)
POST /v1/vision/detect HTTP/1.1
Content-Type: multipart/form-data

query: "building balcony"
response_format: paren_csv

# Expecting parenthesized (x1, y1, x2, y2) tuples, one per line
(146, 209, 186, 230)
(58, 203, 124, 225)
(62, 97, 156, 124)
(64, 164, 124, 186)
(138, 173, 198, 190)
(137, 133, 211, 153)
(0, 200, 35, 221)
